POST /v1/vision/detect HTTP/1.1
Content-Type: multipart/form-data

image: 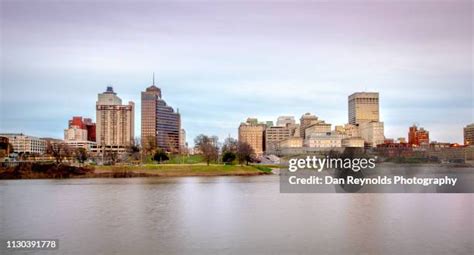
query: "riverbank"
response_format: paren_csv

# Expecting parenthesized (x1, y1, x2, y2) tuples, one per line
(0, 163, 273, 179)
(92, 164, 272, 178)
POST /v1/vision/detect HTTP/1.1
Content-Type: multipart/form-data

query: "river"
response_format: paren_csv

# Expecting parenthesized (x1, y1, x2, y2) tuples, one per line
(0, 173, 472, 254)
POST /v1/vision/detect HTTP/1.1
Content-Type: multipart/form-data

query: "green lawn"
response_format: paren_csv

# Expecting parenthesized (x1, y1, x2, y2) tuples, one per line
(94, 163, 273, 177)
(164, 154, 205, 164)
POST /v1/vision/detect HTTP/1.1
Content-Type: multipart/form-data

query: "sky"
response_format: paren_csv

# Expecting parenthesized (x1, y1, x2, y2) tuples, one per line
(0, 0, 473, 145)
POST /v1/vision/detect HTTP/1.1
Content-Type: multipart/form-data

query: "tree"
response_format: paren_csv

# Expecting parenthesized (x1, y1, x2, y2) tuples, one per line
(222, 137, 238, 154)
(47, 142, 72, 165)
(142, 136, 157, 156)
(153, 149, 169, 163)
(236, 141, 255, 165)
(75, 148, 88, 165)
(194, 134, 219, 166)
(104, 151, 118, 165)
(222, 151, 236, 164)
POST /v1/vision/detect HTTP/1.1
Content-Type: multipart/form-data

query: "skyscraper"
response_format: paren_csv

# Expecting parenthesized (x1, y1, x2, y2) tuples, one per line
(141, 75, 181, 153)
(96, 86, 135, 150)
(348, 92, 379, 125)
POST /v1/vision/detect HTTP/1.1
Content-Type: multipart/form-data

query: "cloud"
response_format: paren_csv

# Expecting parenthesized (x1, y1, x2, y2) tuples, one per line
(1, 0, 472, 144)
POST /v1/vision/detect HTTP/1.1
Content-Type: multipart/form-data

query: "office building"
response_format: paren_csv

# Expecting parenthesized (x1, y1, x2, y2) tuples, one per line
(141, 76, 181, 153)
(68, 117, 96, 142)
(304, 122, 331, 139)
(299, 113, 320, 138)
(359, 121, 385, 147)
(64, 126, 88, 141)
(265, 126, 291, 151)
(0, 133, 46, 154)
(348, 92, 379, 125)
(305, 132, 343, 148)
(65, 140, 96, 151)
(96, 86, 135, 150)
(65, 116, 96, 142)
(464, 123, 474, 145)
(408, 125, 429, 146)
(335, 124, 360, 138)
(342, 137, 365, 148)
(238, 118, 266, 155)
(279, 137, 303, 148)
(276, 116, 296, 127)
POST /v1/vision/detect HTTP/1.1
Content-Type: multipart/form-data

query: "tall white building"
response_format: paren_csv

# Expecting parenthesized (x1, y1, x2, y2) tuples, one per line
(96, 87, 135, 149)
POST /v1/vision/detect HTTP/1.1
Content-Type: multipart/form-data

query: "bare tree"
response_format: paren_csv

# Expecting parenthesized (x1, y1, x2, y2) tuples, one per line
(47, 142, 72, 165)
(237, 141, 255, 165)
(194, 134, 219, 166)
(142, 136, 157, 156)
(222, 137, 238, 154)
(104, 151, 118, 165)
(75, 148, 88, 165)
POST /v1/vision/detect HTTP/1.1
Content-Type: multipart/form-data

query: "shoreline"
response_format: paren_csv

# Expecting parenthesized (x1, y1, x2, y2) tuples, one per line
(0, 163, 273, 180)
(1, 162, 472, 180)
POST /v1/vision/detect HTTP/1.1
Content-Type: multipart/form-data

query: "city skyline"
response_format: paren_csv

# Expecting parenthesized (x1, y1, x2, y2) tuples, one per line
(1, 1, 472, 144)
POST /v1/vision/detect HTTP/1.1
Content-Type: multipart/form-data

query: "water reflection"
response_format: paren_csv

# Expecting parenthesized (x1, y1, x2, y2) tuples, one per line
(0, 176, 472, 254)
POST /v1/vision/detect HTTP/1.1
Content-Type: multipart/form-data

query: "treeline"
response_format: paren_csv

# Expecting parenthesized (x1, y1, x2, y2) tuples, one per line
(0, 162, 93, 179)
(194, 135, 255, 165)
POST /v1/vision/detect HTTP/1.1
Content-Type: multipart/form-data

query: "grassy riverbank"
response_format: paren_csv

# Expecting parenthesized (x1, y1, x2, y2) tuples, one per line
(0, 163, 273, 179)
(93, 164, 272, 177)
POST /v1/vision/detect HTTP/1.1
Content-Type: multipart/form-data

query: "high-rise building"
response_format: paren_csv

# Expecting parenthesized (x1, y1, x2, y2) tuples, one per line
(0, 133, 46, 154)
(238, 118, 266, 155)
(464, 124, 474, 145)
(265, 126, 291, 152)
(96, 86, 134, 150)
(276, 116, 296, 127)
(408, 125, 429, 146)
(141, 76, 181, 153)
(299, 113, 320, 138)
(348, 92, 379, 125)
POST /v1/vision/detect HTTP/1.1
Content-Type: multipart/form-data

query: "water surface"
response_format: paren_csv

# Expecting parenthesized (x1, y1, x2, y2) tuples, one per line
(1, 173, 472, 254)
